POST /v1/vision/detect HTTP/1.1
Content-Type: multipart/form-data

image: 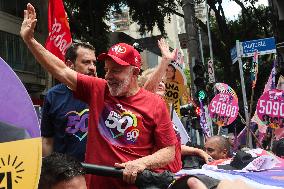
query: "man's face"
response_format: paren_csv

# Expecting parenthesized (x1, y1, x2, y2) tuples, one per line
(228, 136, 235, 146)
(73, 47, 96, 76)
(204, 138, 228, 160)
(52, 175, 87, 189)
(104, 59, 135, 96)
(155, 81, 166, 96)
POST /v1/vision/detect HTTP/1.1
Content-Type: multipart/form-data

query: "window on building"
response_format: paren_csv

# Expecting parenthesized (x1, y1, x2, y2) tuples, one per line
(0, 0, 29, 17)
(0, 30, 45, 77)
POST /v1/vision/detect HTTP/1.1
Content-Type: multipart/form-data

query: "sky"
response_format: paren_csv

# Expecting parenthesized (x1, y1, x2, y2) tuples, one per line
(223, 0, 269, 20)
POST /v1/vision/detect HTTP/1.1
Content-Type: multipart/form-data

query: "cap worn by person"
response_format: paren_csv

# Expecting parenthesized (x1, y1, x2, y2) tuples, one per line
(98, 43, 141, 69)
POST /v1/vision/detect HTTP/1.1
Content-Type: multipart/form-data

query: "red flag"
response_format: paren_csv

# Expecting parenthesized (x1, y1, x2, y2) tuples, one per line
(45, 0, 72, 61)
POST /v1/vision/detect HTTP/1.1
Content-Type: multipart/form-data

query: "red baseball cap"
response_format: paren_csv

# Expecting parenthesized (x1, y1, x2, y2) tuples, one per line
(98, 43, 141, 69)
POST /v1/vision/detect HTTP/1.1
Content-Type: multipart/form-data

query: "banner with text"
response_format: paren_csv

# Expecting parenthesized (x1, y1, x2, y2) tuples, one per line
(209, 93, 239, 127)
(45, 0, 72, 61)
(256, 89, 284, 129)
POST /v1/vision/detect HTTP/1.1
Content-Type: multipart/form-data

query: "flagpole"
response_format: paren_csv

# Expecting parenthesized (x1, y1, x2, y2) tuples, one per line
(247, 51, 257, 148)
(236, 40, 252, 148)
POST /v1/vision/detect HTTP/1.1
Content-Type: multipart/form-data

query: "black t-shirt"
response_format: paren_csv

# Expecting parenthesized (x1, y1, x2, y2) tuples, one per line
(41, 84, 89, 162)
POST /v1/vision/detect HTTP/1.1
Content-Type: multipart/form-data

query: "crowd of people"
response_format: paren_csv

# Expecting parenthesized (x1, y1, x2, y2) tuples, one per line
(18, 3, 283, 189)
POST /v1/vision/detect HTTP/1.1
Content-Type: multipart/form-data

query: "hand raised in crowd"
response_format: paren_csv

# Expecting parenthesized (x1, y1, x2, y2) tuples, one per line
(187, 177, 254, 189)
(20, 3, 37, 42)
(158, 38, 176, 61)
(114, 160, 147, 184)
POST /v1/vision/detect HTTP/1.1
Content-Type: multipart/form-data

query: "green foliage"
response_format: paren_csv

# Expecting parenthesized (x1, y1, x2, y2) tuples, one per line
(183, 68, 191, 87)
(64, 0, 180, 77)
(64, 0, 180, 51)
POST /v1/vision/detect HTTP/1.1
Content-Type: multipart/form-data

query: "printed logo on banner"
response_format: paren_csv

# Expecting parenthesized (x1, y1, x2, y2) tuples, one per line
(65, 109, 89, 141)
(99, 103, 142, 146)
(164, 82, 183, 115)
(0, 138, 41, 189)
(165, 61, 187, 116)
(0, 155, 25, 187)
(256, 89, 284, 129)
(164, 82, 183, 102)
(209, 93, 239, 127)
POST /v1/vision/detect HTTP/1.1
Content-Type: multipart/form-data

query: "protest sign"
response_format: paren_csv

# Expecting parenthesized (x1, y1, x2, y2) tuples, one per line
(0, 57, 41, 189)
(164, 54, 187, 116)
(256, 89, 284, 129)
(214, 83, 237, 99)
(209, 93, 239, 127)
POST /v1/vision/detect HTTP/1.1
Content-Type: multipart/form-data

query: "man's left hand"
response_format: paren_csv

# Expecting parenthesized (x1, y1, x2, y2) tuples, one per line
(114, 160, 147, 184)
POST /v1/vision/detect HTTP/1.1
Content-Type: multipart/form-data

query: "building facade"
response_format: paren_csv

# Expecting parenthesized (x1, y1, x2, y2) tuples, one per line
(109, 5, 189, 70)
(0, 0, 48, 105)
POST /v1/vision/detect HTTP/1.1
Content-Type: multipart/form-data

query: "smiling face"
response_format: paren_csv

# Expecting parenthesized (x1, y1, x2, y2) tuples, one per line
(156, 81, 166, 96)
(72, 47, 97, 76)
(104, 59, 137, 97)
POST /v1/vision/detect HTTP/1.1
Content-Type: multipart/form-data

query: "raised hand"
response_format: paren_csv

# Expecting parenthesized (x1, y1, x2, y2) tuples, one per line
(158, 38, 176, 61)
(20, 3, 37, 42)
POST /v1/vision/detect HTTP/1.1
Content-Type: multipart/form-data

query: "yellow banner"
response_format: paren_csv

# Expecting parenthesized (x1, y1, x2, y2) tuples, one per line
(0, 138, 42, 189)
(164, 81, 184, 102)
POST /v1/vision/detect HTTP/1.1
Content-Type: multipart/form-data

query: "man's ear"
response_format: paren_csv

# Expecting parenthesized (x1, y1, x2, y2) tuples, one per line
(133, 67, 140, 76)
(66, 60, 74, 69)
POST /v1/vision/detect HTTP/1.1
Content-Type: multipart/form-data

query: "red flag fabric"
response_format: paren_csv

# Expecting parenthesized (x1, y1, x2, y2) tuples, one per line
(45, 0, 72, 61)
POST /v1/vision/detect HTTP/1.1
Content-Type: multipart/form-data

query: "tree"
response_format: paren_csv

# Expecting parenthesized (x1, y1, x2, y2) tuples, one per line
(64, 0, 181, 77)
(64, 0, 180, 53)
(64, 0, 274, 103)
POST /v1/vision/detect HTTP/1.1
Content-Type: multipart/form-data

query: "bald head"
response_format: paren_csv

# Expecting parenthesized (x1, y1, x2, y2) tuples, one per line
(204, 136, 230, 160)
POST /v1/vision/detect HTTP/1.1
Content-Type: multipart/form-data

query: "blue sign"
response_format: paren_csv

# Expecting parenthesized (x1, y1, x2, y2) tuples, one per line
(242, 37, 276, 57)
(230, 46, 238, 64)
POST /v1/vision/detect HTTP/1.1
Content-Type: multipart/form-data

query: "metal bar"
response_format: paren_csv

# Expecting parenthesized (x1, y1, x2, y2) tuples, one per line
(236, 40, 252, 148)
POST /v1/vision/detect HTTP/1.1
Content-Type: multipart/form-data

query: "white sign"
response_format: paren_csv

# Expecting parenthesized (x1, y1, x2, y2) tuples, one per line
(208, 59, 215, 83)
(172, 110, 190, 144)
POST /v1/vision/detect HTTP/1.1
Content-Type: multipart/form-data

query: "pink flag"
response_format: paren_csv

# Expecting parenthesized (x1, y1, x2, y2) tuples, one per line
(251, 61, 276, 143)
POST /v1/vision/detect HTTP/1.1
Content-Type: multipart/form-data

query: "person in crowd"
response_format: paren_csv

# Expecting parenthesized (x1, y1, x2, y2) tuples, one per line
(262, 128, 272, 150)
(138, 39, 211, 168)
(204, 136, 230, 160)
(226, 133, 237, 156)
(21, 4, 177, 189)
(38, 152, 87, 189)
(166, 64, 177, 82)
(272, 138, 284, 158)
(41, 42, 96, 162)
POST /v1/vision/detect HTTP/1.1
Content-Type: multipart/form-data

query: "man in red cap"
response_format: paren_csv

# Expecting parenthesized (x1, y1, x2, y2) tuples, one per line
(20, 4, 177, 189)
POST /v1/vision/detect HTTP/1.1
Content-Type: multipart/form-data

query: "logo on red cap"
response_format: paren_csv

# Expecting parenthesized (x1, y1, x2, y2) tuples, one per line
(111, 44, 127, 54)
(98, 43, 141, 69)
